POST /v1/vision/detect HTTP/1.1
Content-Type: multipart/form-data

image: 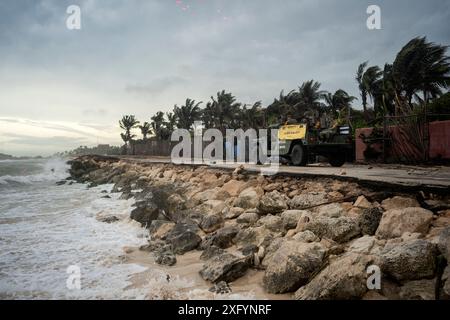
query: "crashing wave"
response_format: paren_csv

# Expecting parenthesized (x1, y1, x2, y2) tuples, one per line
(0, 158, 69, 185)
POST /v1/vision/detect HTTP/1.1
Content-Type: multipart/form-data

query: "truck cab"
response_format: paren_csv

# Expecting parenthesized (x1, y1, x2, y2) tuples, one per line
(277, 123, 354, 167)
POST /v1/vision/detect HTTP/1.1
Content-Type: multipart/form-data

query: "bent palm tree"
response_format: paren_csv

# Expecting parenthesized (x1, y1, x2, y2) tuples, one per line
(139, 122, 151, 140)
(119, 115, 139, 145)
(297, 80, 327, 108)
(151, 112, 166, 140)
(324, 89, 357, 115)
(356, 62, 369, 116)
(207, 91, 242, 132)
(165, 112, 178, 132)
(174, 99, 202, 130)
(393, 36, 450, 110)
(241, 101, 264, 130)
(356, 62, 382, 119)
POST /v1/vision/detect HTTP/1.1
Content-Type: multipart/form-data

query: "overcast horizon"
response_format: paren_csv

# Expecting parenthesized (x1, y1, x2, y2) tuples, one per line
(1, 0, 450, 156)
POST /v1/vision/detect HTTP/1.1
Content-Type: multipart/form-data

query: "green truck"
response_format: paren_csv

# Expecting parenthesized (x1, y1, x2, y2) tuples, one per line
(274, 123, 355, 167)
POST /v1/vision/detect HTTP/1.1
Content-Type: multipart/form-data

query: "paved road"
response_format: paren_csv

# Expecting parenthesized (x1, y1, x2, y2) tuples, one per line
(120, 156, 450, 190)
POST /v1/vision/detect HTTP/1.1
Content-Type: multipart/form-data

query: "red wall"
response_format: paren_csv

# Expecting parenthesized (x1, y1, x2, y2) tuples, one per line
(429, 120, 450, 160)
(355, 120, 450, 163)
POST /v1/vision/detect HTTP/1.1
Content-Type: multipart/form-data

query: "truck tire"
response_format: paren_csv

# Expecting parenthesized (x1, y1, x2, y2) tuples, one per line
(329, 156, 346, 167)
(291, 144, 307, 166)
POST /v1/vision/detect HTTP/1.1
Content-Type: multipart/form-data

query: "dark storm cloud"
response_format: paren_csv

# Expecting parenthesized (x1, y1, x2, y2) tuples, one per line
(125, 76, 188, 95)
(0, 0, 449, 155)
(1, 0, 449, 102)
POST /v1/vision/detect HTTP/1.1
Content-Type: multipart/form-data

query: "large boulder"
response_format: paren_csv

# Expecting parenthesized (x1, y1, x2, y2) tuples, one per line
(199, 214, 224, 233)
(281, 210, 308, 230)
(199, 252, 251, 283)
(293, 230, 320, 243)
(264, 183, 281, 192)
(260, 237, 284, 266)
(263, 241, 327, 294)
(353, 195, 373, 209)
(236, 212, 260, 226)
(200, 246, 225, 261)
(224, 207, 245, 219)
(170, 232, 202, 254)
(143, 240, 177, 266)
(234, 226, 276, 248)
(221, 180, 246, 197)
(304, 216, 360, 243)
(288, 192, 327, 210)
(295, 253, 374, 300)
(381, 196, 420, 211)
(166, 193, 186, 214)
(192, 188, 221, 204)
(380, 239, 437, 281)
(359, 207, 383, 236)
(375, 207, 434, 239)
(166, 222, 202, 254)
(438, 227, 450, 261)
(315, 203, 345, 218)
(233, 187, 263, 209)
(256, 214, 284, 233)
(295, 211, 314, 233)
(199, 172, 221, 188)
(149, 220, 175, 240)
(154, 247, 177, 266)
(348, 236, 376, 254)
(196, 200, 226, 215)
(202, 226, 240, 249)
(130, 201, 160, 227)
(257, 191, 288, 214)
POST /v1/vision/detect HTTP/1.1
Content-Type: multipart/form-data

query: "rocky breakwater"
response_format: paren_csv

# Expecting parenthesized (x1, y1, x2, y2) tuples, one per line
(68, 156, 450, 300)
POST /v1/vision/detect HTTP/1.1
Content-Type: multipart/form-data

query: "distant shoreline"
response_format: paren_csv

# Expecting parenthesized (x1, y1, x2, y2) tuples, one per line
(0, 153, 46, 161)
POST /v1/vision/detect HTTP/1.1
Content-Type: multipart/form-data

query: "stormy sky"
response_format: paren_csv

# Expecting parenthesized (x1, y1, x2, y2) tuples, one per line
(0, 0, 449, 156)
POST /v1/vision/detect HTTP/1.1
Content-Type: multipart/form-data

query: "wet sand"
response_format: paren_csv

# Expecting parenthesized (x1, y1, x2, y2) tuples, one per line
(124, 247, 292, 300)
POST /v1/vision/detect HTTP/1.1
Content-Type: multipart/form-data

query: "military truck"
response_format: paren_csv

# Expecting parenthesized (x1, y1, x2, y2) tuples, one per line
(274, 122, 354, 167)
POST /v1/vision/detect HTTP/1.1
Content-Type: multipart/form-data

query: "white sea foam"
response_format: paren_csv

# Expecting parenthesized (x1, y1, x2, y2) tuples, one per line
(0, 159, 150, 299)
(0, 158, 69, 185)
(0, 159, 256, 300)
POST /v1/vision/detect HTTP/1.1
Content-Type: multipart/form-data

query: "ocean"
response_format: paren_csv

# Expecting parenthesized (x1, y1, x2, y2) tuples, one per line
(0, 158, 150, 299)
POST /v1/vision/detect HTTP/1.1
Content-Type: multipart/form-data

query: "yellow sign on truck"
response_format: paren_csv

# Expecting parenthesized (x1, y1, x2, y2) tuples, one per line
(278, 124, 307, 140)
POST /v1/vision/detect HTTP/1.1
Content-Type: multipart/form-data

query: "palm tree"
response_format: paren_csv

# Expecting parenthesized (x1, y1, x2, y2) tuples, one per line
(201, 102, 216, 129)
(265, 90, 300, 124)
(120, 133, 128, 144)
(241, 101, 265, 130)
(173, 98, 202, 130)
(165, 112, 178, 132)
(365, 66, 383, 107)
(139, 122, 151, 140)
(372, 63, 396, 116)
(119, 115, 139, 145)
(356, 61, 369, 115)
(392, 36, 450, 110)
(324, 89, 357, 115)
(356, 62, 382, 119)
(206, 91, 242, 132)
(297, 80, 327, 111)
(150, 112, 166, 140)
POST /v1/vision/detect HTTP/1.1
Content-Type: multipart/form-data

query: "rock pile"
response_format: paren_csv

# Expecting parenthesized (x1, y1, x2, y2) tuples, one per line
(68, 156, 450, 300)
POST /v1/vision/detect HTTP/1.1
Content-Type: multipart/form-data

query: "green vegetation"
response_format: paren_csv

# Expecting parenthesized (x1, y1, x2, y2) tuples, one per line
(56, 145, 122, 157)
(119, 115, 139, 146)
(119, 37, 449, 148)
